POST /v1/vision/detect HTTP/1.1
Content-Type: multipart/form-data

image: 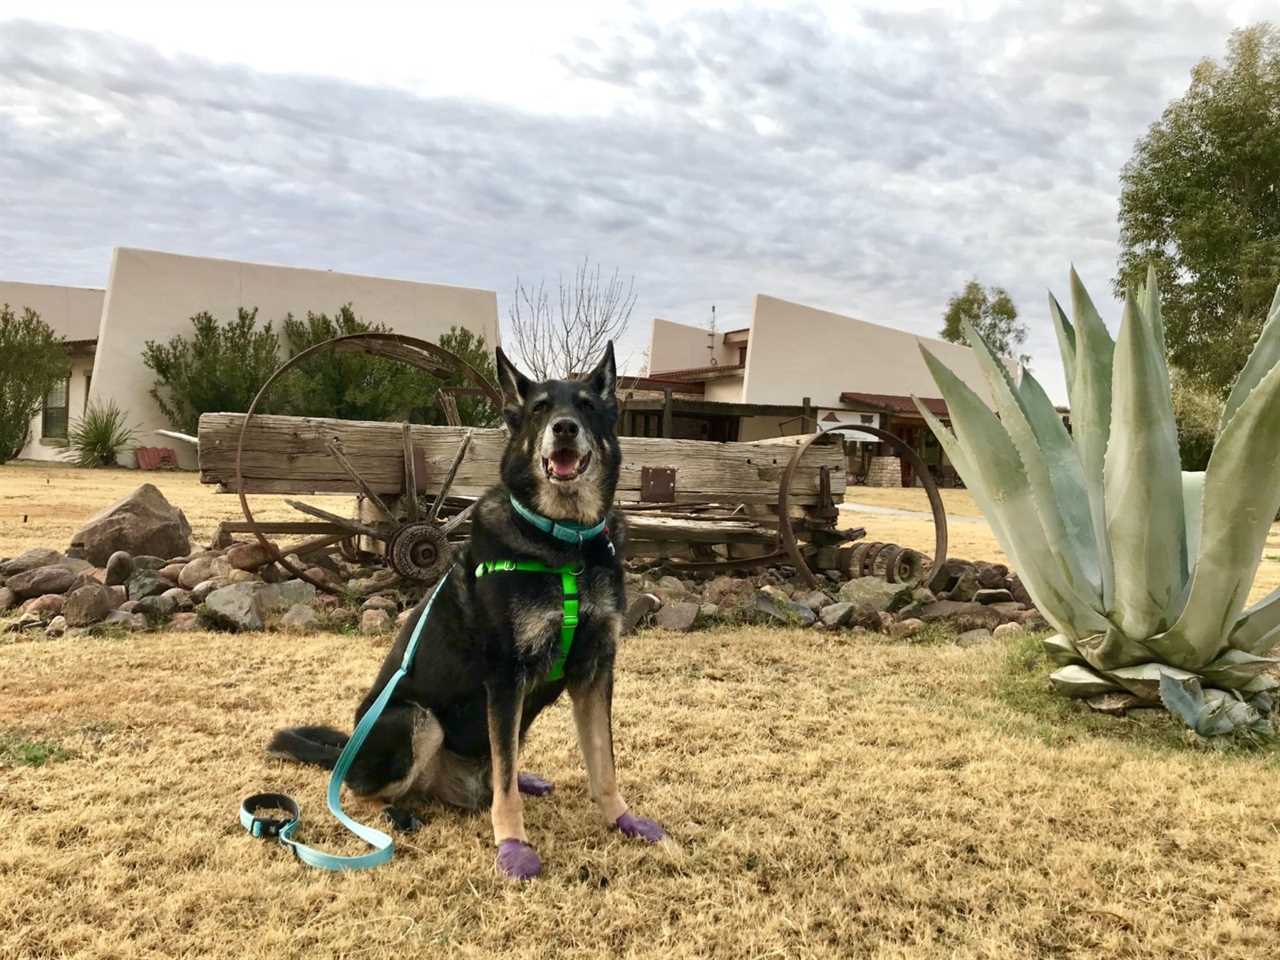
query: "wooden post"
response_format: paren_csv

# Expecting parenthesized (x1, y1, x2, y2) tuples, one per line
(801, 396, 813, 435)
(662, 387, 673, 438)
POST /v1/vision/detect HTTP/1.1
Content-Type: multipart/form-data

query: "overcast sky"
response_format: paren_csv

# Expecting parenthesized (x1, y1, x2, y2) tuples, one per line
(0, 1, 1271, 400)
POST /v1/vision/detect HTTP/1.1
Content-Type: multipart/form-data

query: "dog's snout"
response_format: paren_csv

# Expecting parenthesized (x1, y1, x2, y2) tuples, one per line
(552, 419, 579, 440)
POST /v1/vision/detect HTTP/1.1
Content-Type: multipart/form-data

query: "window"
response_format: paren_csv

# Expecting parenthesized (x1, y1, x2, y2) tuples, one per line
(84, 373, 92, 412)
(42, 377, 69, 440)
(860, 414, 875, 425)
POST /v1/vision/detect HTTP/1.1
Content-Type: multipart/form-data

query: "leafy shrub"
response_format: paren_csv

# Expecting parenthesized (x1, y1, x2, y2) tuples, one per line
(1170, 367, 1223, 470)
(413, 325, 500, 427)
(142, 308, 282, 435)
(65, 400, 137, 467)
(0, 304, 70, 463)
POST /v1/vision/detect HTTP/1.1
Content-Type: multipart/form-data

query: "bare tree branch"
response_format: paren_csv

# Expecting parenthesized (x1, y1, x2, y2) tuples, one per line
(506, 257, 637, 378)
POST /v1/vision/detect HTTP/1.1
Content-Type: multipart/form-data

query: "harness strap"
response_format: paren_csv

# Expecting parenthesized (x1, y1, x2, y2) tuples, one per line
(238, 568, 454, 871)
(475, 559, 579, 682)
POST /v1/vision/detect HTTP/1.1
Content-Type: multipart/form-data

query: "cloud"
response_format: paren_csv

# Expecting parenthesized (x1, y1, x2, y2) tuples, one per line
(0, 5, 1263, 397)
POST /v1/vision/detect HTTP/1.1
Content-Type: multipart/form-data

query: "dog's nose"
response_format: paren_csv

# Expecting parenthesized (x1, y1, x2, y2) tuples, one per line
(552, 419, 579, 440)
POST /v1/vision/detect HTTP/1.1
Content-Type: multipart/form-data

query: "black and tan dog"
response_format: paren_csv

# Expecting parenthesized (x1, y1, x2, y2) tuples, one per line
(266, 342, 664, 879)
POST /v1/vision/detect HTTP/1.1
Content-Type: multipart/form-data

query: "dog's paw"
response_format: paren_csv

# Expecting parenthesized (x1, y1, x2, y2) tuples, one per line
(496, 839, 542, 881)
(517, 771, 555, 797)
(615, 811, 666, 843)
(382, 806, 423, 834)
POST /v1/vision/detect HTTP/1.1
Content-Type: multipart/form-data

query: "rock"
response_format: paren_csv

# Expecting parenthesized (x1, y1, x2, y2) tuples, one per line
(1021, 612, 1050, 632)
(654, 601, 700, 632)
(118, 600, 141, 614)
(222, 568, 256, 584)
(362, 595, 399, 615)
(836, 577, 902, 612)
(989, 602, 1027, 619)
(158, 562, 186, 584)
(945, 567, 980, 602)
(280, 603, 321, 633)
(0, 547, 64, 576)
(190, 578, 228, 604)
(69, 483, 192, 565)
(98, 609, 148, 632)
(178, 555, 230, 589)
(136, 593, 177, 621)
(890, 618, 924, 639)
(976, 563, 1008, 589)
(67, 571, 102, 593)
(1008, 574, 1033, 607)
(754, 591, 817, 626)
(45, 615, 67, 638)
(161, 587, 193, 612)
(132, 555, 167, 572)
(699, 602, 719, 620)
(759, 584, 791, 605)
(227, 541, 278, 571)
(169, 612, 202, 632)
(361, 608, 392, 635)
(915, 600, 1004, 630)
(703, 576, 755, 610)
(621, 593, 661, 634)
(24, 593, 65, 619)
(303, 566, 341, 589)
(655, 575, 686, 593)
(202, 583, 267, 632)
(127, 571, 171, 601)
(349, 570, 400, 595)
(258, 580, 317, 617)
(796, 590, 831, 613)
(819, 601, 856, 628)
(993, 622, 1024, 640)
(395, 608, 413, 628)
(7, 564, 76, 599)
(105, 585, 126, 608)
(974, 588, 1014, 605)
(956, 628, 993, 647)
(62, 584, 115, 626)
(0, 587, 16, 611)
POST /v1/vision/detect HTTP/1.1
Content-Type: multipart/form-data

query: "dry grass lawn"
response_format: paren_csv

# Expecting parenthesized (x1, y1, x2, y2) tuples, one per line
(4, 463, 1280, 957)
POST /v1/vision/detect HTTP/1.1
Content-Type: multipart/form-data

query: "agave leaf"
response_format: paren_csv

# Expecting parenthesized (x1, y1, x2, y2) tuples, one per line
(1068, 269, 1116, 610)
(1181, 472, 1204, 584)
(1228, 588, 1280, 655)
(963, 319, 1100, 599)
(1158, 671, 1209, 731)
(1048, 292, 1077, 403)
(1103, 289, 1185, 637)
(1049, 664, 1121, 698)
(916, 350, 1109, 637)
(1220, 283, 1280, 434)
(1161, 357, 1280, 668)
(1041, 633, 1083, 666)
(1138, 264, 1168, 366)
(1109, 663, 1196, 703)
(1199, 648, 1280, 690)
(1201, 688, 1271, 736)
(1242, 674, 1280, 694)
(1075, 627, 1157, 673)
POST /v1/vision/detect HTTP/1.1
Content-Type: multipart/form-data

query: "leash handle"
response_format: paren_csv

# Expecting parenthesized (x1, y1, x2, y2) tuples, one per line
(240, 569, 453, 870)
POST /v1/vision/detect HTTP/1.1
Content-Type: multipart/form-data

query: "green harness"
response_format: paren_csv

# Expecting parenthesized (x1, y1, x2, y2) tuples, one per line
(474, 559, 580, 682)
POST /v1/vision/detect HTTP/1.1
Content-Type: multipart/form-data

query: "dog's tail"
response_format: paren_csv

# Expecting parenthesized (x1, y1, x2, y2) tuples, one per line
(265, 724, 350, 769)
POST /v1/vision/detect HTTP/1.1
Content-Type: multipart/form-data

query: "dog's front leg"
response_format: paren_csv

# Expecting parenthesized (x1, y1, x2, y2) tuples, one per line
(570, 666, 666, 843)
(487, 678, 541, 880)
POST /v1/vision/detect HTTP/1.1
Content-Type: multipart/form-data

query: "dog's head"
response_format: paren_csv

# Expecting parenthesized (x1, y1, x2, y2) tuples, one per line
(495, 343, 621, 525)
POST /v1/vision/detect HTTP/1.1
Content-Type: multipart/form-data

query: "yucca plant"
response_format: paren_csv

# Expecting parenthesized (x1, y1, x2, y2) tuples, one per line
(65, 400, 137, 467)
(916, 267, 1280, 736)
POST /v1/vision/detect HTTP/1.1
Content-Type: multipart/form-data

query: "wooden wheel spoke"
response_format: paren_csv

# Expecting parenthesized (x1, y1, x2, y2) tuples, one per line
(401, 422, 419, 521)
(324, 438, 393, 519)
(285, 499, 386, 541)
(439, 498, 478, 535)
(427, 430, 473, 524)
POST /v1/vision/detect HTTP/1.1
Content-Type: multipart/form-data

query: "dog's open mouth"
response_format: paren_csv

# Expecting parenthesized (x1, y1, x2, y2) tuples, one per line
(543, 449, 591, 482)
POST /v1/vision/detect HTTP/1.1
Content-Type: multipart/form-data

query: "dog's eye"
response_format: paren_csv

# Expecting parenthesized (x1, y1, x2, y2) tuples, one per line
(531, 399, 551, 414)
(577, 396, 596, 411)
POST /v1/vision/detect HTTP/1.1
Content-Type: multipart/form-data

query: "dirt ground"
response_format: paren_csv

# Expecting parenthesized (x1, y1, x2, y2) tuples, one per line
(4, 463, 1280, 958)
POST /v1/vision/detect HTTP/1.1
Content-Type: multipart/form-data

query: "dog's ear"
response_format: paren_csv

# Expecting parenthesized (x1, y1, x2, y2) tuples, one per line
(495, 346, 531, 427)
(586, 341, 617, 401)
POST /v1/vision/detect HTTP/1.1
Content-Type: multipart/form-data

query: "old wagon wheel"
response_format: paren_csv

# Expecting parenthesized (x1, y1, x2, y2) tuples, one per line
(234, 332, 502, 594)
(777, 424, 950, 592)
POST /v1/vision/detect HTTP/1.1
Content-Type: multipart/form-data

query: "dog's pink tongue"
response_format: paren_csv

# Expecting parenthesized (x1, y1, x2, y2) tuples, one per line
(550, 450, 579, 478)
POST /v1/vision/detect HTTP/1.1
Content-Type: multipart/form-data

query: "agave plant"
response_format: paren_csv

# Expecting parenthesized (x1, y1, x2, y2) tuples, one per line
(916, 267, 1280, 735)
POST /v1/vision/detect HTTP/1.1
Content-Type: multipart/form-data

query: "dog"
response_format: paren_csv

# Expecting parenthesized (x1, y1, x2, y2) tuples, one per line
(266, 342, 665, 880)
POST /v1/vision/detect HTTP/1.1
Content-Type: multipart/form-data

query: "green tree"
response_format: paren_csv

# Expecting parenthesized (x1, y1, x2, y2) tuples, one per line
(1115, 23, 1280, 395)
(0, 304, 71, 462)
(142, 308, 281, 435)
(277, 304, 420, 422)
(939, 280, 1028, 364)
(411, 325, 500, 427)
(1170, 367, 1223, 470)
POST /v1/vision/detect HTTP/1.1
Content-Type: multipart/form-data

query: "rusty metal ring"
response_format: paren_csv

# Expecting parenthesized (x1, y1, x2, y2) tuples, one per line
(777, 424, 949, 592)
(234, 332, 501, 594)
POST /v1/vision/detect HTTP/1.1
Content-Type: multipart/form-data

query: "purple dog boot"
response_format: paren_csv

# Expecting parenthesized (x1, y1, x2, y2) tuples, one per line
(517, 771, 555, 797)
(615, 811, 666, 843)
(496, 839, 542, 881)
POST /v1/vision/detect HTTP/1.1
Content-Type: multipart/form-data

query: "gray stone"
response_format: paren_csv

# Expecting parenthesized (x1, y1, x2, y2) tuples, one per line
(178, 555, 229, 590)
(349, 571, 400, 595)
(361, 608, 392, 635)
(24, 593, 65, 619)
(98, 609, 147, 631)
(699, 602, 719, 620)
(702, 576, 755, 610)
(0, 587, 16, 611)
(280, 603, 321, 633)
(974, 588, 1014, 605)
(754, 591, 817, 626)
(993, 622, 1025, 640)
(226, 540, 277, 571)
(654, 601, 700, 632)
(105, 585, 127, 608)
(362, 594, 399, 614)
(946, 567, 980, 602)
(0, 547, 64, 576)
(45, 615, 67, 638)
(170, 612, 202, 632)
(818, 601, 856, 627)
(158, 562, 186, 584)
(69, 483, 192, 565)
(160, 587, 193, 611)
(132, 555, 167, 572)
(202, 582, 267, 632)
(225, 569, 258, 584)
(956, 628, 993, 647)
(127, 571, 171, 601)
(890, 618, 924, 639)
(915, 600, 1003, 630)
(135, 593, 177, 621)
(621, 593, 661, 634)
(104, 550, 134, 586)
(190, 578, 228, 604)
(796, 590, 832, 613)
(258, 580, 317, 617)
(118, 600, 141, 614)
(62, 584, 115, 626)
(976, 564, 1008, 589)
(836, 577, 902, 612)
(7, 564, 76, 599)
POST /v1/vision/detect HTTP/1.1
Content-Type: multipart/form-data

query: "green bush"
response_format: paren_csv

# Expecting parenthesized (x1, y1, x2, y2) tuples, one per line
(413, 325, 500, 427)
(1170, 367, 1223, 470)
(0, 304, 70, 463)
(65, 400, 137, 467)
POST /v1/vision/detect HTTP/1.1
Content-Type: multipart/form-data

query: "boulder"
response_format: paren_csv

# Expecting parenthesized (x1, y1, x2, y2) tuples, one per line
(226, 569, 258, 584)
(914, 600, 1004, 630)
(621, 593, 661, 634)
(132, 555, 167, 572)
(99, 609, 147, 632)
(654, 601, 700, 632)
(178, 555, 230, 589)
(135, 593, 177, 621)
(890, 618, 924, 639)
(361, 608, 392, 635)
(362, 595, 399, 615)
(105, 585, 126, 608)
(190, 578, 229, 604)
(170, 612, 202, 632)
(202, 582, 268, 632)
(945, 567, 980, 602)
(7, 564, 75, 599)
(754, 590, 817, 626)
(976, 564, 1008, 589)
(280, 603, 321, 633)
(118, 600, 141, 614)
(0, 547, 64, 576)
(699, 602, 720, 620)
(161, 587, 194, 612)
(993, 622, 1024, 640)
(62, 584, 114, 627)
(158, 563, 186, 584)
(956, 628, 993, 647)
(25, 593, 65, 618)
(258, 580, 317, 617)
(127, 571, 171, 601)
(0, 587, 16, 612)
(104, 551, 135, 586)
(703, 576, 755, 610)
(818, 602, 857, 628)
(226, 541, 277, 572)
(974, 588, 1014, 605)
(45, 615, 67, 638)
(836, 577, 902, 612)
(69, 483, 191, 565)
(796, 590, 832, 613)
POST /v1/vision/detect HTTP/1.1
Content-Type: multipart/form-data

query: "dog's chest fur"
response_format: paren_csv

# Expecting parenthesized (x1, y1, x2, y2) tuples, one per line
(509, 571, 618, 659)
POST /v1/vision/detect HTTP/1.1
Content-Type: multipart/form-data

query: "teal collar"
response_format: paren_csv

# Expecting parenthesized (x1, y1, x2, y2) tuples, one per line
(509, 494, 607, 545)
